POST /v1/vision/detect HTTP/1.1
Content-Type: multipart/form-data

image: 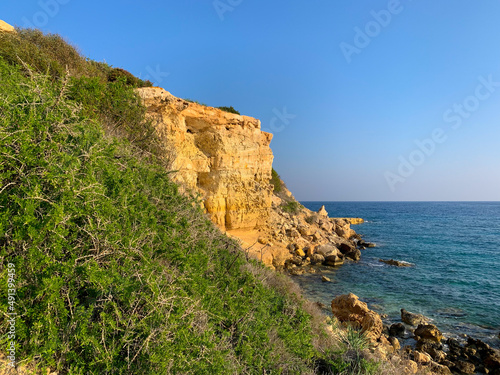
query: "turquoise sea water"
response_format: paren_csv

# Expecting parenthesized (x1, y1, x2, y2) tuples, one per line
(297, 202, 500, 348)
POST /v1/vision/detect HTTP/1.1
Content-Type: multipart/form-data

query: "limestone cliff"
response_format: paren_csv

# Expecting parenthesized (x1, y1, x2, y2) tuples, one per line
(136, 87, 273, 230)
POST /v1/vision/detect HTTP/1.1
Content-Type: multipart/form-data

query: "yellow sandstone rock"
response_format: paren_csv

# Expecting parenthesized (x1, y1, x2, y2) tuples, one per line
(0, 20, 16, 33)
(137, 87, 274, 230)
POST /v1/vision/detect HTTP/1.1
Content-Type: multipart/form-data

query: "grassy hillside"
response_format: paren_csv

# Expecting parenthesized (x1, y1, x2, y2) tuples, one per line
(0, 29, 380, 374)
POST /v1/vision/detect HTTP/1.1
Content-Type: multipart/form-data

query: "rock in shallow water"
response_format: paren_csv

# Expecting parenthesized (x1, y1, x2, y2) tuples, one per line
(401, 309, 429, 326)
(379, 259, 413, 267)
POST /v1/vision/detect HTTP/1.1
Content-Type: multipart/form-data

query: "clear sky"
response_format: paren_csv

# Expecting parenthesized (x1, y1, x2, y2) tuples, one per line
(3, 1, 500, 201)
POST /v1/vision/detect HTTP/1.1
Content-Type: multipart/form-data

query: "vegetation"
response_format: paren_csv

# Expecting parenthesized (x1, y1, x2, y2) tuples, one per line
(218, 106, 240, 115)
(184, 98, 208, 106)
(282, 201, 303, 215)
(270, 168, 282, 193)
(0, 29, 381, 374)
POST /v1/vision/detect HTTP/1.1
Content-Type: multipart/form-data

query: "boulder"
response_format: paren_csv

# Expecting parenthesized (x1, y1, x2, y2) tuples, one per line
(388, 336, 401, 350)
(324, 254, 344, 267)
(401, 309, 428, 326)
(295, 248, 306, 257)
(334, 224, 351, 239)
(412, 350, 432, 363)
(414, 324, 443, 343)
(483, 349, 500, 371)
(316, 244, 339, 257)
(400, 359, 418, 374)
(286, 256, 303, 267)
(453, 360, 475, 374)
(305, 246, 315, 257)
(321, 276, 331, 282)
(288, 268, 305, 276)
(311, 253, 325, 265)
(343, 247, 361, 261)
(389, 323, 406, 338)
(428, 361, 452, 375)
(331, 238, 360, 261)
(298, 225, 315, 237)
(319, 220, 333, 232)
(330, 293, 383, 342)
(312, 231, 323, 242)
(318, 205, 328, 216)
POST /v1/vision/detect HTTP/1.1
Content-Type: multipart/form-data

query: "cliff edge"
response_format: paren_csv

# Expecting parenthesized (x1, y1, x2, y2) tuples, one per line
(137, 87, 274, 231)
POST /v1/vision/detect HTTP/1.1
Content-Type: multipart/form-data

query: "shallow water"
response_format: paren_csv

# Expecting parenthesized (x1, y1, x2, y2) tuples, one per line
(296, 202, 500, 348)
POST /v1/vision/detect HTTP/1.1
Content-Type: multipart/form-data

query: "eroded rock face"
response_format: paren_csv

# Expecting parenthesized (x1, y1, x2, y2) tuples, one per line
(137, 87, 273, 230)
(331, 293, 383, 342)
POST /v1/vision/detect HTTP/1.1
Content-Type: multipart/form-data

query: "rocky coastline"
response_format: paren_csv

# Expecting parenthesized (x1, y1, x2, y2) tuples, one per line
(328, 294, 500, 375)
(136, 84, 499, 374)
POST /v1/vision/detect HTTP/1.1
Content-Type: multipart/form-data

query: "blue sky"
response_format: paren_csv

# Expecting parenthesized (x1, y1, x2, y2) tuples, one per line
(3, 1, 500, 201)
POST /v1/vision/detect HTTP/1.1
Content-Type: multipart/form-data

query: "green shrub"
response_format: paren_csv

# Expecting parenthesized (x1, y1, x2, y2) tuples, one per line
(270, 168, 282, 193)
(218, 106, 240, 115)
(0, 28, 108, 80)
(282, 201, 302, 215)
(107, 67, 153, 88)
(66, 76, 160, 157)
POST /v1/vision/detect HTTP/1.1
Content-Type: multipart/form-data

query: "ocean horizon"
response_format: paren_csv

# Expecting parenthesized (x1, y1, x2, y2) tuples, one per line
(298, 201, 500, 348)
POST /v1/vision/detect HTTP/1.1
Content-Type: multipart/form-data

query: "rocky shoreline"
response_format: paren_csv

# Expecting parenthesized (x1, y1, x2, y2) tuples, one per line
(329, 294, 500, 375)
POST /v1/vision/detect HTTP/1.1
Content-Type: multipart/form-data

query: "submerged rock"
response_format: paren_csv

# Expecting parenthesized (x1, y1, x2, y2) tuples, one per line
(379, 259, 413, 267)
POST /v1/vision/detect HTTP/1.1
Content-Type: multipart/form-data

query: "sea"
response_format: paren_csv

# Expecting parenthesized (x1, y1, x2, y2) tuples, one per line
(297, 201, 500, 348)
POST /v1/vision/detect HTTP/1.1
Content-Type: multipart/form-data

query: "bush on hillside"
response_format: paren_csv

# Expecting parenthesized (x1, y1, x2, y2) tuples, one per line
(282, 201, 303, 215)
(271, 168, 282, 193)
(218, 105, 240, 115)
(107, 67, 153, 88)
